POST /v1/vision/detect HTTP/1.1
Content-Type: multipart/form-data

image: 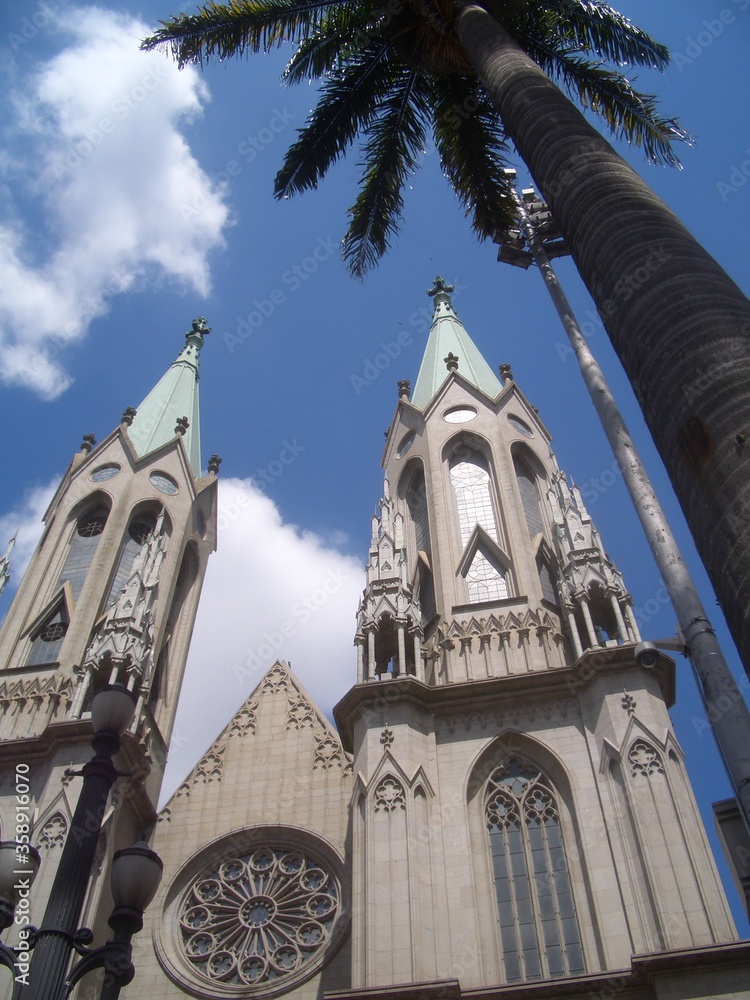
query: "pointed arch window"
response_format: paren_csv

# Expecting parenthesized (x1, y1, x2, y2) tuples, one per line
(514, 457, 544, 540)
(26, 605, 69, 667)
(105, 510, 159, 609)
(485, 758, 585, 983)
(56, 504, 108, 600)
(406, 471, 431, 558)
(538, 556, 558, 606)
(450, 448, 498, 545)
(450, 448, 508, 602)
(407, 471, 436, 627)
(466, 548, 508, 603)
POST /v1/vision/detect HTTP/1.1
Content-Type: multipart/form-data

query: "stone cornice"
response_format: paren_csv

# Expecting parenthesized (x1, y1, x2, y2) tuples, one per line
(333, 644, 675, 752)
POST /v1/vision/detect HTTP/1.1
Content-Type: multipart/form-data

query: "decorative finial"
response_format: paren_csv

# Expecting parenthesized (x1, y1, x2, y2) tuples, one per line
(175, 416, 189, 436)
(427, 276, 454, 299)
(81, 433, 96, 453)
(380, 726, 394, 747)
(208, 454, 222, 476)
(0, 533, 16, 597)
(189, 316, 211, 338)
(398, 379, 411, 400)
(121, 406, 137, 426)
(444, 352, 459, 372)
(499, 363, 514, 383)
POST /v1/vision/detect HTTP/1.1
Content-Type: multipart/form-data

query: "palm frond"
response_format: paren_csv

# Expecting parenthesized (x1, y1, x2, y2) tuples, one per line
(342, 68, 433, 277)
(431, 75, 516, 239)
(274, 44, 392, 197)
(283, 4, 381, 82)
(524, 38, 691, 165)
(520, 0, 670, 69)
(141, 0, 350, 66)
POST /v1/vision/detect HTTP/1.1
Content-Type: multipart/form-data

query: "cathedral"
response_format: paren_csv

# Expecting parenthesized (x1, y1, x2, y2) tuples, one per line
(1, 280, 749, 999)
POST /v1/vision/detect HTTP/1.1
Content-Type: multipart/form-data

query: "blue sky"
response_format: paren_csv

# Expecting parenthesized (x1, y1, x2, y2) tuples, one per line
(1, 0, 749, 926)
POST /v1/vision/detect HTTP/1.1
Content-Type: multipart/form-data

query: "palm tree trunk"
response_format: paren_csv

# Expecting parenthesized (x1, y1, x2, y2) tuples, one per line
(454, 3, 750, 679)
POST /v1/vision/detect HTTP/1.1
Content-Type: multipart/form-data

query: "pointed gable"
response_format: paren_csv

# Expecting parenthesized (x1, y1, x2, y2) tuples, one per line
(158, 660, 351, 845)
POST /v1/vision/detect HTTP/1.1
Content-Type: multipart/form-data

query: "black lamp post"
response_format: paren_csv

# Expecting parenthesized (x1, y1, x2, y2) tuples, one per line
(65, 841, 163, 1000)
(19, 683, 158, 1000)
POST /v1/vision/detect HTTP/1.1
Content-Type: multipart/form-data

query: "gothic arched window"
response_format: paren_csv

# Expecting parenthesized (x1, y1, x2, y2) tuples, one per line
(450, 447, 498, 545)
(514, 456, 544, 540)
(105, 510, 159, 609)
(25, 604, 69, 666)
(450, 448, 507, 602)
(485, 758, 585, 983)
(406, 470, 436, 626)
(56, 504, 109, 600)
(406, 471, 431, 559)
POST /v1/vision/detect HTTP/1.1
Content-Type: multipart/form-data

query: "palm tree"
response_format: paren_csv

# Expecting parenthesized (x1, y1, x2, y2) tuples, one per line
(142, 2, 750, 681)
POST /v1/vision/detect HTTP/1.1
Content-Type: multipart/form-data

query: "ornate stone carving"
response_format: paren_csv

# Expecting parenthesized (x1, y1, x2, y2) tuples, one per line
(195, 745, 225, 785)
(229, 706, 257, 738)
(313, 732, 345, 770)
(83, 507, 169, 685)
(37, 812, 67, 850)
(286, 698, 314, 730)
(628, 739, 663, 778)
(374, 776, 405, 812)
(178, 846, 340, 989)
(261, 664, 289, 693)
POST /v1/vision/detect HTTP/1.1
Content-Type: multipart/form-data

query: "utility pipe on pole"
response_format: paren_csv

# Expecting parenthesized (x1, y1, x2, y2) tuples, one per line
(496, 177, 750, 837)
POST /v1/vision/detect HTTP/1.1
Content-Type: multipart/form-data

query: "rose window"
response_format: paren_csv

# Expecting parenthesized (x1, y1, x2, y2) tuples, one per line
(179, 847, 339, 988)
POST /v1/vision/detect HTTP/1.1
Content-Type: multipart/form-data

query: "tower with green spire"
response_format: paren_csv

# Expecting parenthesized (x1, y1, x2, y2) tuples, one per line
(335, 278, 742, 992)
(0, 319, 218, 962)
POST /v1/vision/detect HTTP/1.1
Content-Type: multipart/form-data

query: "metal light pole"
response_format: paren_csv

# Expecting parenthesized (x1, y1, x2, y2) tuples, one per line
(495, 177, 750, 836)
(17, 684, 160, 1000)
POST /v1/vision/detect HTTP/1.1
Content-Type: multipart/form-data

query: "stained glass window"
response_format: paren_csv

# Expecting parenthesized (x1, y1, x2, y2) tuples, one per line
(486, 758, 585, 983)
(450, 448, 507, 602)
(56, 505, 108, 600)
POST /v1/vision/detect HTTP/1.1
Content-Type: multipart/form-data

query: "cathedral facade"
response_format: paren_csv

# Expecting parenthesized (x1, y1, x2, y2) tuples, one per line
(1, 287, 749, 999)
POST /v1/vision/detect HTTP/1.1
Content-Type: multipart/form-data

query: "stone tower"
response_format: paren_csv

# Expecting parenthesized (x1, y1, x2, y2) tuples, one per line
(336, 278, 747, 994)
(126, 281, 749, 1000)
(0, 318, 217, 981)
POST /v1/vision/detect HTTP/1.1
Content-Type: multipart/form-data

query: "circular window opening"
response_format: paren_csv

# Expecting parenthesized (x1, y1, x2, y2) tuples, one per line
(443, 406, 477, 423)
(507, 415, 533, 437)
(178, 845, 341, 991)
(397, 432, 415, 458)
(150, 472, 179, 495)
(89, 464, 121, 482)
(78, 514, 106, 538)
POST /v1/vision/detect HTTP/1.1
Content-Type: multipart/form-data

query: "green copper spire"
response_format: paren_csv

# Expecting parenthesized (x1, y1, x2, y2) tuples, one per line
(128, 317, 208, 475)
(411, 278, 503, 409)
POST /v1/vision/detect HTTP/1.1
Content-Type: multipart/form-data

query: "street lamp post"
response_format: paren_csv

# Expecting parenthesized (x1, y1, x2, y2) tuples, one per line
(495, 177, 750, 837)
(14, 684, 159, 1000)
(65, 841, 163, 1000)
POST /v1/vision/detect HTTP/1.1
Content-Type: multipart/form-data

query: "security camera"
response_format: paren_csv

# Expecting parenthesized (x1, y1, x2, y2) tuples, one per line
(634, 641, 661, 669)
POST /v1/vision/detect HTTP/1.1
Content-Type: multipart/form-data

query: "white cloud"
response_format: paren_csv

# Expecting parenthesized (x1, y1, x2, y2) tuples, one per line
(0, 6, 230, 398)
(0, 478, 58, 597)
(161, 478, 364, 804)
(0, 474, 363, 807)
